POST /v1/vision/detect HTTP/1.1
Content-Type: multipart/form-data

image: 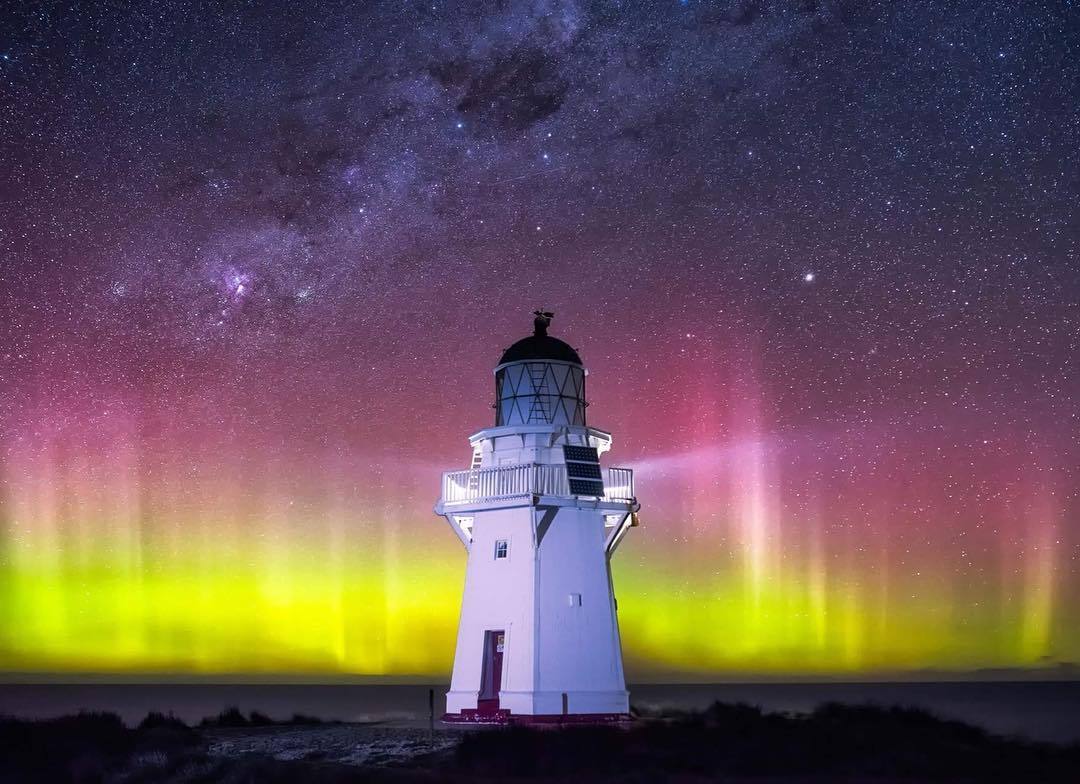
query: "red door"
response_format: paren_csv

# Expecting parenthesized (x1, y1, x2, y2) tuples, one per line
(477, 630, 505, 713)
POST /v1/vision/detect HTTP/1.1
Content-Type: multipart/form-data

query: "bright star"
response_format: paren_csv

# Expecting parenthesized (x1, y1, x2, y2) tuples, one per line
(803, 272, 815, 283)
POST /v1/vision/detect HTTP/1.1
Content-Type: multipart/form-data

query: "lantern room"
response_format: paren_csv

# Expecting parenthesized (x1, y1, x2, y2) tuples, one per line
(494, 311, 587, 427)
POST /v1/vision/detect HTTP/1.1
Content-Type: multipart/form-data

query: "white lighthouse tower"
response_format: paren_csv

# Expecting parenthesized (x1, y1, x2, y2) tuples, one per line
(436, 312, 640, 723)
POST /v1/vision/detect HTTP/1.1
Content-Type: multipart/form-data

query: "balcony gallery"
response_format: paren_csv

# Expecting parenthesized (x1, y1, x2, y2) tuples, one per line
(438, 463, 635, 507)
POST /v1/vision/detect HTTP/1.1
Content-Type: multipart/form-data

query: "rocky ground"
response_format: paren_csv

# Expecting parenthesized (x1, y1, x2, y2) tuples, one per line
(4, 702, 1080, 783)
(204, 723, 461, 767)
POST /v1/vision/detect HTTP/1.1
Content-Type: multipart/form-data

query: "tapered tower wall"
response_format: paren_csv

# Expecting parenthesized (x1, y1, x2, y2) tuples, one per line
(446, 506, 536, 715)
(534, 506, 628, 714)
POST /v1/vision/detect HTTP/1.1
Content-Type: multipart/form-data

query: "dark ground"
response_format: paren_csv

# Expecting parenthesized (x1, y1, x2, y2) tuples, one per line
(2, 702, 1078, 783)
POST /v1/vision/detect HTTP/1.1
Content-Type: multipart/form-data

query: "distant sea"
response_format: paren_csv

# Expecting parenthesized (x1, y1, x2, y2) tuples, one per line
(1, 681, 1078, 744)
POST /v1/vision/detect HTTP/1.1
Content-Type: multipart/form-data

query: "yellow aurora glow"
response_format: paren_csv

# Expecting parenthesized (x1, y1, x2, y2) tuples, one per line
(1, 471, 1073, 677)
(1, 376, 1075, 678)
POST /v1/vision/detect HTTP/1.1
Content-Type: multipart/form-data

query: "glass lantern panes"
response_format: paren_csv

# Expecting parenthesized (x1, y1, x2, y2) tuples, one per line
(495, 362, 586, 427)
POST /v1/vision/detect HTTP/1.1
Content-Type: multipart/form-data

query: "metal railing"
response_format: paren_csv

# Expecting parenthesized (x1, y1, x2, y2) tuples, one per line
(604, 467, 634, 503)
(440, 463, 634, 506)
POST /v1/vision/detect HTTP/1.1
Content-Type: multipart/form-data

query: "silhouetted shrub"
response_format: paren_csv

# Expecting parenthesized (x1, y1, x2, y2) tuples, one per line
(198, 707, 334, 729)
(248, 710, 275, 726)
(133, 711, 201, 761)
(200, 706, 250, 727)
(0, 711, 132, 783)
(137, 711, 188, 731)
(452, 701, 1080, 782)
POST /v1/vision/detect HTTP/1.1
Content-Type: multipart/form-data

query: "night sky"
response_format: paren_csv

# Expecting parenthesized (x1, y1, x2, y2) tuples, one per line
(2, 1, 1078, 677)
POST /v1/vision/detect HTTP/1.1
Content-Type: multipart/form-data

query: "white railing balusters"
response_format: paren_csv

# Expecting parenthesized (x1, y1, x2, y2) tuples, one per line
(605, 467, 633, 501)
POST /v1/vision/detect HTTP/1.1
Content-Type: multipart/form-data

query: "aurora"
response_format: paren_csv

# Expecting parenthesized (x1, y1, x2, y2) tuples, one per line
(2, 0, 1077, 681)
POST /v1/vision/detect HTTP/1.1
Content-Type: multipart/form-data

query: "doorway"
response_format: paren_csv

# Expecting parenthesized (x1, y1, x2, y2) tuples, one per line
(477, 629, 505, 713)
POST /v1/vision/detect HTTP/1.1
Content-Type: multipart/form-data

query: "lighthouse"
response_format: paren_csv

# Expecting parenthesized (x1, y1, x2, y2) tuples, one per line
(436, 312, 640, 723)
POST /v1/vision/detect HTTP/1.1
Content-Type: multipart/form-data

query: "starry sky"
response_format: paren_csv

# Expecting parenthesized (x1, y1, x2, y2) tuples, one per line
(1, 1, 1078, 678)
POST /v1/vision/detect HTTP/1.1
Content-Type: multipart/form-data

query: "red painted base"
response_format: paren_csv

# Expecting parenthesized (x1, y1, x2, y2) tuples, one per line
(442, 709, 632, 726)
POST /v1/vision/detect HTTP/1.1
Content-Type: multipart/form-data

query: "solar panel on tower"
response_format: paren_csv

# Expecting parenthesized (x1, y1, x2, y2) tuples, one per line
(563, 445, 605, 496)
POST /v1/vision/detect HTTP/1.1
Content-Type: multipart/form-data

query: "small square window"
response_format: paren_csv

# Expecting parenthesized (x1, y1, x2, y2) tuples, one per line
(494, 540, 509, 559)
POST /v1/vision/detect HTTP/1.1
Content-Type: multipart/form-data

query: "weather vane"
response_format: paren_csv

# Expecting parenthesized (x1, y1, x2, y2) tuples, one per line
(532, 310, 554, 336)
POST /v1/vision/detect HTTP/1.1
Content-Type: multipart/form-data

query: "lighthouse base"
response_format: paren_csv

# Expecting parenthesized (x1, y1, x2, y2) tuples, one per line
(445, 688, 630, 724)
(442, 709, 632, 726)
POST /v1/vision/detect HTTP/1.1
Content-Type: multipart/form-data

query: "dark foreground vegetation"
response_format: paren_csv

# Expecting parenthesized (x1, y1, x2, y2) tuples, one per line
(2, 701, 1078, 783)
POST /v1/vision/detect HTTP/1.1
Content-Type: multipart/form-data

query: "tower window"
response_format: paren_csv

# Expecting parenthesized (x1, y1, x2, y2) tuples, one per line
(494, 540, 509, 559)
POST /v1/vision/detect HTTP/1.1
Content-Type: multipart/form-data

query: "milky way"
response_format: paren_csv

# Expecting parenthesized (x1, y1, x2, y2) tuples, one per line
(1, 1, 1078, 676)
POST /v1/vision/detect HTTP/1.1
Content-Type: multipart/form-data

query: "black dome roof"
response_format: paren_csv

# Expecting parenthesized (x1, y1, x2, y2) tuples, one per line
(498, 335, 583, 366)
(497, 312, 583, 366)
